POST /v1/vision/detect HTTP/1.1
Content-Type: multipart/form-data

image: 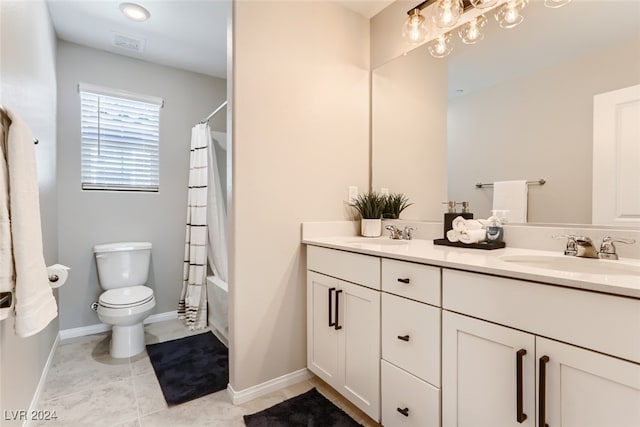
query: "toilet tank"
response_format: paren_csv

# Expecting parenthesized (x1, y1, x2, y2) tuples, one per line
(93, 242, 152, 290)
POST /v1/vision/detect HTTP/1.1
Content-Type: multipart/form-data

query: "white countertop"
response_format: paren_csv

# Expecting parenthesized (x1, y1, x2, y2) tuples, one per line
(302, 236, 640, 299)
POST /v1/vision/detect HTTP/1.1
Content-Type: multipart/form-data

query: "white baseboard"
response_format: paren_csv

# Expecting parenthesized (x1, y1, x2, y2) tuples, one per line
(59, 310, 178, 340)
(24, 333, 60, 427)
(145, 310, 178, 324)
(227, 368, 311, 405)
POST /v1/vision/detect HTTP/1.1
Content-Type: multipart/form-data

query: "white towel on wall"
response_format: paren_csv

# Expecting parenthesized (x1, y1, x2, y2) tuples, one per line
(0, 107, 57, 336)
(493, 180, 528, 223)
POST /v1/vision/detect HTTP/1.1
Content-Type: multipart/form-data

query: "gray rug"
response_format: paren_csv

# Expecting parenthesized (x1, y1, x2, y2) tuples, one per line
(243, 388, 363, 426)
(146, 332, 228, 405)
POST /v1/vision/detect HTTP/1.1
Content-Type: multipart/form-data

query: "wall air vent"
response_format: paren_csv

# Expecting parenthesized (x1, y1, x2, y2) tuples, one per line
(112, 33, 146, 53)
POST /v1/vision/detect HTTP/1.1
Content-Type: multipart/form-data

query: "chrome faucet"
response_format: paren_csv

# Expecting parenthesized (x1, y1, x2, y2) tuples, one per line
(385, 225, 417, 240)
(553, 234, 636, 259)
(574, 236, 599, 259)
(598, 236, 636, 260)
(402, 226, 416, 240)
(385, 225, 402, 240)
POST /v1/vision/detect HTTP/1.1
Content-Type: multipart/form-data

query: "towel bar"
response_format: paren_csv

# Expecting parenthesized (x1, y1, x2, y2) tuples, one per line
(0, 291, 12, 308)
(475, 179, 546, 189)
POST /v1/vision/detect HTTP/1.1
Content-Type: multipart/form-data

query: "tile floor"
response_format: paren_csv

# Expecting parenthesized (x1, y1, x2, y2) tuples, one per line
(34, 319, 380, 427)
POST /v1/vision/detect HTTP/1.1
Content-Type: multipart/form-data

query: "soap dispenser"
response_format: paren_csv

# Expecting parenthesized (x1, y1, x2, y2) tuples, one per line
(485, 216, 504, 243)
(443, 201, 474, 236)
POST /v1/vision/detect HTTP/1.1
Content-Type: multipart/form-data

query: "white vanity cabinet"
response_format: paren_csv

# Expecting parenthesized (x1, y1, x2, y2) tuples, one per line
(442, 269, 640, 427)
(306, 246, 381, 421)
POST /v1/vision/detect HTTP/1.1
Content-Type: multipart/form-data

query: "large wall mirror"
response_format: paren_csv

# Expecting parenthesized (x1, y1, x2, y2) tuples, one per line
(372, 0, 639, 225)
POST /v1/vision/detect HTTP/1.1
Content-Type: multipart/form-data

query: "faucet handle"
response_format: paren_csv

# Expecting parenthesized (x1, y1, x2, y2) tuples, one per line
(385, 225, 401, 239)
(599, 236, 636, 260)
(402, 226, 416, 240)
(552, 234, 578, 256)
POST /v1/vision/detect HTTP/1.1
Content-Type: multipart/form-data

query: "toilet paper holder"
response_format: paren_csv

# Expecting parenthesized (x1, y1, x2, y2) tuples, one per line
(0, 292, 11, 308)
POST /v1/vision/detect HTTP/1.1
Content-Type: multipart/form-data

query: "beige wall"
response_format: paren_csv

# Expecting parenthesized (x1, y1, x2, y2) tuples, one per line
(231, 1, 370, 391)
(448, 40, 640, 223)
(0, 0, 59, 423)
(56, 41, 226, 329)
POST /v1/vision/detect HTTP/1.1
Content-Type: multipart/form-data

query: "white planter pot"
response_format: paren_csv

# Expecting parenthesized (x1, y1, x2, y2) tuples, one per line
(361, 219, 382, 237)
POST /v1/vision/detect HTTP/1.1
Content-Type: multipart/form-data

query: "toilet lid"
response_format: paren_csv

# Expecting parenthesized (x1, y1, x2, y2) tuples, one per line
(100, 286, 154, 308)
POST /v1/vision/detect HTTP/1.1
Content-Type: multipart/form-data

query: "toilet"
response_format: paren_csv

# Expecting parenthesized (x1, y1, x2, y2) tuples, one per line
(93, 242, 156, 358)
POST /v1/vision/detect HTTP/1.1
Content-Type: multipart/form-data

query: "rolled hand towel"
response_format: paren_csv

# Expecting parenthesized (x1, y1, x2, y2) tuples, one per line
(446, 229, 460, 242)
(459, 229, 487, 244)
(452, 216, 487, 232)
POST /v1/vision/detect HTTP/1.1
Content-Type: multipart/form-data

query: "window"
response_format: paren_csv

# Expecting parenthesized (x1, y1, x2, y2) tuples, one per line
(79, 83, 162, 192)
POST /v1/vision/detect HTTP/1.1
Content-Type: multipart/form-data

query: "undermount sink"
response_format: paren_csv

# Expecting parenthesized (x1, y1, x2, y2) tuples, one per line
(347, 238, 409, 246)
(499, 254, 640, 276)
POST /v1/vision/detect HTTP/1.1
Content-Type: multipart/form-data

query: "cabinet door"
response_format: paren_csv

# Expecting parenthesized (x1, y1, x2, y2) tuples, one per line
(443, 311, 535, 427)
(537, 337, 640, 427)
(307, 271, 340, 387)
(339, 280, 381, 422)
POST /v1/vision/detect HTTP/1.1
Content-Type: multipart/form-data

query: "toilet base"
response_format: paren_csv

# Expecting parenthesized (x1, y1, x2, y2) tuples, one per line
(110, 323, 145, 358)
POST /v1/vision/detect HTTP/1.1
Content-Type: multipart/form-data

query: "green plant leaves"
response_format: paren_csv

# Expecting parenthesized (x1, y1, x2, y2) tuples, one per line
(351, 192, 413, 220)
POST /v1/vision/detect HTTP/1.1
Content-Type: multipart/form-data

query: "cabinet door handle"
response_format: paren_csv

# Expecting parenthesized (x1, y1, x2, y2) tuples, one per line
(516, 349, 527, 423)
(539, 355, 550, 427)
(397, 278, 410, 284)
(397, 407, 410, 417)
(397, 334, 410, 342)
(334, 290, 343, 330)
(328, 288, 336, 327)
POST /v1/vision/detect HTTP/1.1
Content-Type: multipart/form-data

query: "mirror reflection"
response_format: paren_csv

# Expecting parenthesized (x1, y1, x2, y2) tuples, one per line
(372, 0, 640, 225)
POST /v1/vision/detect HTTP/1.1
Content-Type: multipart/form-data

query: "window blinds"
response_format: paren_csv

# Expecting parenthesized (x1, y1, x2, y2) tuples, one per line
(80, 85, 162, 192)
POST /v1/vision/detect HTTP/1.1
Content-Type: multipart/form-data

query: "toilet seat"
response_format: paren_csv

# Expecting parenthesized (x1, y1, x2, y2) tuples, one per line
(99, 286, 154, 309)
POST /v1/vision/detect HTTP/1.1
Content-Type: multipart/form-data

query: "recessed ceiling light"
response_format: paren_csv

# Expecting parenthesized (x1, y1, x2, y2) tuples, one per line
(119, 2, 150, 22)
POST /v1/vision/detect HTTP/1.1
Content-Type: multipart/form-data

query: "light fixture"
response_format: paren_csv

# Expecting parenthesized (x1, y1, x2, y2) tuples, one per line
(544, 0, 571, 8)
(470, 0, 498, 9)
(119, 2, 150, 22)
(494, 0, 527, 29)
(458, 15, 487, 44)
(433, 0, 464, 28)
(402, 8, 428, 44)
(402, 0, 567, 59)
(427, 32, 453, 58)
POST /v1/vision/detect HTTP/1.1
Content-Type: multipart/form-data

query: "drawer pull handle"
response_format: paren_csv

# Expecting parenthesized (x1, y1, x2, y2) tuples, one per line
(539, 355, 550, 427)
(328, 288, 336, 328)
(397, 407, 410, 417)
(334, 290, 343, 330)
(516, 349, 527, 423)
(397, 278, 410, 284)
(397, 335, 410, 342)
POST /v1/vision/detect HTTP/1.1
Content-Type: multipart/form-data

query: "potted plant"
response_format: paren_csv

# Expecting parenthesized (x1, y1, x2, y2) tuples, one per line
(352, 192, 385, 237)
(383, 193, 413, 219)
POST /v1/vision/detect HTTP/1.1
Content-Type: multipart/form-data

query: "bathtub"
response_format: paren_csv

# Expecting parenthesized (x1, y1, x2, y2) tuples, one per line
(206, 275, 228, 342)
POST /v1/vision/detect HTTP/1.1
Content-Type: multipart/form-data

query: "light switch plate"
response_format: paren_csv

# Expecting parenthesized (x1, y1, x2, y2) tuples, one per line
(348, 186, 358, 205)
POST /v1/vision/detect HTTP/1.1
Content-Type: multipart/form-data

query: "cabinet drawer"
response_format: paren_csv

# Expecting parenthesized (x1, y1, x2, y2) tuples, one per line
(382, 293, 440, 386)
(443, 269, 640, 363)
(382, 259, 440, 306)
(307, 245, 380, 290)
(382, 360, 440, 427)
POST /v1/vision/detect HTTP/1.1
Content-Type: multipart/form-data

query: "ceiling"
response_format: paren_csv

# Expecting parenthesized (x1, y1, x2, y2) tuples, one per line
(47, 0, 229, 79)
(46, 0, 395, 79)
(49, 0, 636, 91)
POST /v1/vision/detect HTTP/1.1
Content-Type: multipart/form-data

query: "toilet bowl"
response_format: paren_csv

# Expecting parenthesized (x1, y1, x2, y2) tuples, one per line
(93, 242, 156, 358)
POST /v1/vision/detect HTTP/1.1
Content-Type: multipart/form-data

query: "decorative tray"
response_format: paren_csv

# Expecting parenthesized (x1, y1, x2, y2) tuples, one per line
(433, 238, 506, 250)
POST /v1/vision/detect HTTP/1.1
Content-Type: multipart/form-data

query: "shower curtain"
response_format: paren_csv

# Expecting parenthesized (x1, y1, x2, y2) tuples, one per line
(178, 124, 210, 330)
(207, 130, 227, 282)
